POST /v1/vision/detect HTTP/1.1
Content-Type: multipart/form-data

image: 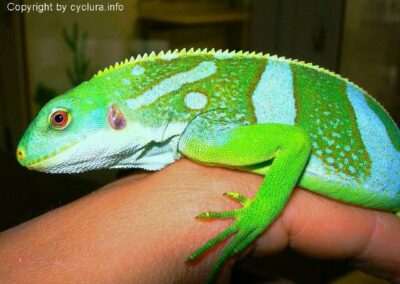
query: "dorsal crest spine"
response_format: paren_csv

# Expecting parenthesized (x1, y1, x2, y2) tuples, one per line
(91, 48, 367, 96)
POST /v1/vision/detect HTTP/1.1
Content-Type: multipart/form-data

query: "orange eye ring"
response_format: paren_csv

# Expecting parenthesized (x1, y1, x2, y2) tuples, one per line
(50, 109, 70, 130)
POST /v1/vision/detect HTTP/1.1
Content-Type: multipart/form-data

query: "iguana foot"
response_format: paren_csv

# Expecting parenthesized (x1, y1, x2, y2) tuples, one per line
(186, 191, 268, 283)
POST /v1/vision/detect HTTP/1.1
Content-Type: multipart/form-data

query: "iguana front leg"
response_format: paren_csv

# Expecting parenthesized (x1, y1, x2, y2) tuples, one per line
(179, 120, 312, 283)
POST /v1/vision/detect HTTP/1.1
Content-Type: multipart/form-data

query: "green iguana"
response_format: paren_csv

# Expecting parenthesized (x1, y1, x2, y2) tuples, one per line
(16, 48, 400, 283)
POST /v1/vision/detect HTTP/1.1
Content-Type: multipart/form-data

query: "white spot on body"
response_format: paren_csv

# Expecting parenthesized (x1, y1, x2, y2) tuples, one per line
(251, 59, 296, 125)
(326, 157, 334, 164)
(126, 61, 217, 109)
(131, 65, 145, 76)
(122, 79, 131, 85)
(184, 92, 208, 110)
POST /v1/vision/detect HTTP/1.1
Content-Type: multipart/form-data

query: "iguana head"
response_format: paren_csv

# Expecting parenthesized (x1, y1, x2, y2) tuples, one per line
(17, 81, 113, 173)
(16, 49, 230, 173)
(16, 78, 181, 173)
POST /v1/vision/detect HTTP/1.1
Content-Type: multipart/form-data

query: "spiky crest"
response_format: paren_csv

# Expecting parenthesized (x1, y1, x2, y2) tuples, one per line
(90, 48, 398, 128)
(91, 47, 369, 97)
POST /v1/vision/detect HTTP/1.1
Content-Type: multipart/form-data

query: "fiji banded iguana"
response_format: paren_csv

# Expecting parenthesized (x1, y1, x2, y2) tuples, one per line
(16, 48, 400, 283)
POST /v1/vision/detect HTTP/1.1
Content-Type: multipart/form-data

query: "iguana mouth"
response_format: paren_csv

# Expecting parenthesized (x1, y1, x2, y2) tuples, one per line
(25, 140, 79, 170)
(26, 139, 148, 172)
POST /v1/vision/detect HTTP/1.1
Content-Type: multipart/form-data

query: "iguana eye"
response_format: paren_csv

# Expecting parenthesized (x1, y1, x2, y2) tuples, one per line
(50, 109, 70, 130)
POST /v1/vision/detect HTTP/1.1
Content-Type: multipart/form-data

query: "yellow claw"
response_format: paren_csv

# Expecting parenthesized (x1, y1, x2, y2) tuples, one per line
(223, 191, 251, 206)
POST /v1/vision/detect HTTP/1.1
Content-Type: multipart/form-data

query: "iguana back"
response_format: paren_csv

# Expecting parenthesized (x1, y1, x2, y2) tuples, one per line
(90, 49, 399, 211)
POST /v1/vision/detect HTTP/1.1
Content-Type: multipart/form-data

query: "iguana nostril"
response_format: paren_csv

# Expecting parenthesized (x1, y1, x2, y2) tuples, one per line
(16, 147, 25, 162)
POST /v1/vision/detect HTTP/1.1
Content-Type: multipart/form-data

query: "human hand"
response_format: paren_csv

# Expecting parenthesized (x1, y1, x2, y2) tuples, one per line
(0, 159, 399, 283)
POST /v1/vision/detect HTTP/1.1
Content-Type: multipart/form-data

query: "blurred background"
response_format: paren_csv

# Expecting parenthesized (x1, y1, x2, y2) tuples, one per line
(0, 0, 398, 283)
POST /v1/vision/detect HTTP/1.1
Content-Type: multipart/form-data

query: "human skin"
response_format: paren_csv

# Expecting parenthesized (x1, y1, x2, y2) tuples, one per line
(0, 159, 399, 283)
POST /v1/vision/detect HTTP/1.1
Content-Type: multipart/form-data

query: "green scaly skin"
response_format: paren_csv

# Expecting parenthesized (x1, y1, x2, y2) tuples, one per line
(16, 49, 400, 283)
